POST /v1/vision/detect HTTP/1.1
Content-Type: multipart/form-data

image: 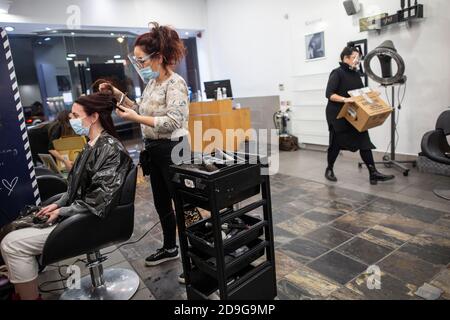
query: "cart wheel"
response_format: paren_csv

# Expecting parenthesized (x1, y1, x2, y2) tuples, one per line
(412, 162, 417, 168)
(358, 163, 363, 169)
(403, 171, 409, 177)
(384, 162, 392, 169)
(383, 155, 390, 162)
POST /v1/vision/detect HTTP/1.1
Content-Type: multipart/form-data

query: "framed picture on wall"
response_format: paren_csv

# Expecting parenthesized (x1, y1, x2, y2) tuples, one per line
(305, 31, 326, 61)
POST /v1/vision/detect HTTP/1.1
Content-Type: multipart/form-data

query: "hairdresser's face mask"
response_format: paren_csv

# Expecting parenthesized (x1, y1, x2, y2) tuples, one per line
(139, 66, 160, 83)
(70, 116, 91, 137)
(128, 53, 160, 84)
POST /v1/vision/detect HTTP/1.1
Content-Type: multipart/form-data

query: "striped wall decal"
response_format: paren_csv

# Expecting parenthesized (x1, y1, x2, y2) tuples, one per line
(1, 29, 41, 206)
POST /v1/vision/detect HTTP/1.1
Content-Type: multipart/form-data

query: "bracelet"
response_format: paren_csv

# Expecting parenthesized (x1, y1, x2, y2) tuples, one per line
(119, 93, 126, 105)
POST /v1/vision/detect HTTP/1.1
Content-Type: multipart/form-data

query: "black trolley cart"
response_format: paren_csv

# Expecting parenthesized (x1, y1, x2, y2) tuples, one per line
(170, 152, 277, 300)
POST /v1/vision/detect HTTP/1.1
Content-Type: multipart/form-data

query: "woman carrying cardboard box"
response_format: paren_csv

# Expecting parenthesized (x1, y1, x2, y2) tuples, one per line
(325, 46, 395, 185)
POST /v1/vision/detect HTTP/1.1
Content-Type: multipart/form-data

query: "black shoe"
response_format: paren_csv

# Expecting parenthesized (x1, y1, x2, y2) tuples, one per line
(178, 273, 185, 284)
(325, 168, 337, 182)
(368, 165, 395, 185)
(145, 247, 179, 267)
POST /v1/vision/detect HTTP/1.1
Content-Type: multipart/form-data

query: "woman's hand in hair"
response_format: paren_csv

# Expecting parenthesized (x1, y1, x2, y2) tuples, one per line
(116, 104, 139, 122)
(99, 83, 122, 99)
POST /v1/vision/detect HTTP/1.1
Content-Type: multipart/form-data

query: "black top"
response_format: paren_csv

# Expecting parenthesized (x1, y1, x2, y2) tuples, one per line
(325, 62, 375, 151)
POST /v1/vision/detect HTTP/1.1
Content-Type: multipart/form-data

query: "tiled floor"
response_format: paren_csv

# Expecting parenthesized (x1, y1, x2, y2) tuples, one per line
(40, 147, 450, 300)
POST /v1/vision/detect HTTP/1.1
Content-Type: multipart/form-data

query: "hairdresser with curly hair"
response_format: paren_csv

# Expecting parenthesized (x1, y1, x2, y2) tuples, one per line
(100, 22, 197, 275)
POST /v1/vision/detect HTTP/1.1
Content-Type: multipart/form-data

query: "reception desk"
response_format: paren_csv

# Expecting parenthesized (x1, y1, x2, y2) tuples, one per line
(188, 99, 252, 153)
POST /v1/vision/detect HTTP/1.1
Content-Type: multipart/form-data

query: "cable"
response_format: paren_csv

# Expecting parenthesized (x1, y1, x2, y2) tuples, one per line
(382, 81, 408, 160)
(102, 218, 163, 256)
(38, 258, 87, 293)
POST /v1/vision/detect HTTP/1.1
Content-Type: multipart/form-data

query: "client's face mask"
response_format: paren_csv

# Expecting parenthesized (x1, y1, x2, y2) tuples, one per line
(70, 116, 91, 137)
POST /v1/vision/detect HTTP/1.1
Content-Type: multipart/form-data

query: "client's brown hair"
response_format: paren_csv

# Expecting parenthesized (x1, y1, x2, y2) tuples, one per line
(75, 93, 120, 139)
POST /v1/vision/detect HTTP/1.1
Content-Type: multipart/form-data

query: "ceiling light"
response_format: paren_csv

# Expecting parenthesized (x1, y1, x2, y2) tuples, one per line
(114, 55, 121, 59)
(117, 36, 125, 44)
(66, 57, 73, 61)
(71, 32, 75, 36)
(68, 53, 77, 58)
(44, 37, 51, 41)
(5, 26, 15, 32)
(52, 30, 57, 33)
(185, 32, 189, 36)
(45, 27, 52, 31)
(110, 33, 115, 36)
(37, 42, 43, 45)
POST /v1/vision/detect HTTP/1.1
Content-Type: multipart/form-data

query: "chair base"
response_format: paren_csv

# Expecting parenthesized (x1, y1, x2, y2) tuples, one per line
(60, 268, 139, 300)
(434, 189, 450, 201)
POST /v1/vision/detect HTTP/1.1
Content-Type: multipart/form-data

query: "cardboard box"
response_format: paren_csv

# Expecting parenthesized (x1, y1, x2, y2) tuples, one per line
(337, 88, 392, 133)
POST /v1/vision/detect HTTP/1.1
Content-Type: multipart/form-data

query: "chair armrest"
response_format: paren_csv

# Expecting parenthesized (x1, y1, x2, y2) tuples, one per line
(41, 193, 66, 207)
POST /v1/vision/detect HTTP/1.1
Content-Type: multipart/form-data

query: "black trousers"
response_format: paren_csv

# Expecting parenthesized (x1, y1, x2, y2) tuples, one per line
(327, 134, 375, 170)
(146, 137, 190, 249)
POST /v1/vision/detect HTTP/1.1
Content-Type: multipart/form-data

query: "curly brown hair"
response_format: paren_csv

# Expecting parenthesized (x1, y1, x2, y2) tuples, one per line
(134, 22, 186, 69)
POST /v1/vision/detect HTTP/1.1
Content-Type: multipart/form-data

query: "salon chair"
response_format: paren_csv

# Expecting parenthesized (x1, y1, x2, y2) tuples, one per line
(420, 109, 450, 200)
(39, 165, 139, 300)
(28, 123, 51, 166)
(36, 167, 68, 203)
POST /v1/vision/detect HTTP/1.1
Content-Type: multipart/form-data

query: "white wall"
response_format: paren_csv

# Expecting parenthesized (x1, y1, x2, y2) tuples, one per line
(204, 0, 450, 155)
(0, 0, 207, 30)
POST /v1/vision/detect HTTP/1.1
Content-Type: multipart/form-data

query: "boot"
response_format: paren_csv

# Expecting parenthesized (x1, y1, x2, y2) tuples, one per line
(368, 165, 395, 185)
(325, 167, 338, 182)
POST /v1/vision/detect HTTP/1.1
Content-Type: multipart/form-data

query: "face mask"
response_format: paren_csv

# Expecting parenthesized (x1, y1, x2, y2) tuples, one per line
(351, 56, 361, 70)
(70, 117, 91, 136)
(138, 66, 160, 83)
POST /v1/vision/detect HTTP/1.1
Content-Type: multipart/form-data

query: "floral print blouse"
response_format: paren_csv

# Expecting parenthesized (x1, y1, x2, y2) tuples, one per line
(138, 72, 189, 140)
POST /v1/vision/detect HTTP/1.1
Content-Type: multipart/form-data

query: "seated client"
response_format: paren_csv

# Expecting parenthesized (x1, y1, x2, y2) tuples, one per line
(1, 92, 132, 300)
